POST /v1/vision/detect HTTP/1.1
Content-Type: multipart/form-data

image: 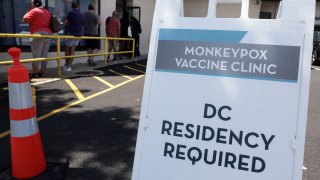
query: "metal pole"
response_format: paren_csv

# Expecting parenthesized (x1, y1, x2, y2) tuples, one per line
(57, 37, 61, 78)
(132, 39, 135, 61)
(104, 38, 108, 66)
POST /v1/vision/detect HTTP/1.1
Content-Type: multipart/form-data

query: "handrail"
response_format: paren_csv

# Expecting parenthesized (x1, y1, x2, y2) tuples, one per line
(0, 33, 135, 77)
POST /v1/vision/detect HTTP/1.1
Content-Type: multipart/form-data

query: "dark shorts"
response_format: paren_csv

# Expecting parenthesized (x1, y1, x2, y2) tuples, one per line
(85, 35, 100, 49)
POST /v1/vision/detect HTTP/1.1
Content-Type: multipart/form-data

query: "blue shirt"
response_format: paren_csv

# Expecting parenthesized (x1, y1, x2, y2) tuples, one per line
(66, 9, 83, 36)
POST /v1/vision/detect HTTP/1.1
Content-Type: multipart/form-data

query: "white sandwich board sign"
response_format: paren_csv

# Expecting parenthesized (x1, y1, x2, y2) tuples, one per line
(132, 0, 315, 180)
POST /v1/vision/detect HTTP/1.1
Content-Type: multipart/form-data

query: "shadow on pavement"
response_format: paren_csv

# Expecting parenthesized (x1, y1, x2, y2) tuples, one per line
(0, 106, 139, 180)
(42, 106, 139, 180)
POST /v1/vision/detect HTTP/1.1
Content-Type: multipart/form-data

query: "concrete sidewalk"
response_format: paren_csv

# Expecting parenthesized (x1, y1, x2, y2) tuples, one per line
(0, 53, 148, 85)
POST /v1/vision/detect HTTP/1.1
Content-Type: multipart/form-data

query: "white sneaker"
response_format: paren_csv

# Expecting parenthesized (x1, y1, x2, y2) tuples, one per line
(65, 66, 72, 72)
(62, 65, 72, 72)
(62, 65, 67, 71)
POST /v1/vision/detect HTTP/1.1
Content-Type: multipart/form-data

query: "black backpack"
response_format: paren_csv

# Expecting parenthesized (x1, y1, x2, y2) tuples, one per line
(50, 15, 61, 33)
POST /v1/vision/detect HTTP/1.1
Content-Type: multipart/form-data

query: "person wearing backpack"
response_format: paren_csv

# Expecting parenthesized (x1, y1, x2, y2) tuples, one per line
(23, 0, 52, 78)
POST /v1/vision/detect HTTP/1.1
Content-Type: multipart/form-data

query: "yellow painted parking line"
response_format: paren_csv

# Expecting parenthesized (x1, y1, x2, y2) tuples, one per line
(37, 74, 144, 122)
(109, 69, 133, 80)
(0, 74, 145, 139)
(0, 130, 11, 138)
(135, 63, 146, 68)
(65, 79, 85, 100)
(93, 76, 115, 88)
(124, 65, 145, 74)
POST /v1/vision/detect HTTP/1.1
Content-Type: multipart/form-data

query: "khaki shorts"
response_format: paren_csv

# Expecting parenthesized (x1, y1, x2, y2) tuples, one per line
(65, 39, 80, 47)
(108, 40, 119, 52)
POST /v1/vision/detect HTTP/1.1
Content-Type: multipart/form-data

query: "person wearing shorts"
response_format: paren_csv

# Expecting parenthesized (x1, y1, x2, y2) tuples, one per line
(63, 1, 83, 71)
(83, 4, 101, 66)
(23, 0, 52, 78)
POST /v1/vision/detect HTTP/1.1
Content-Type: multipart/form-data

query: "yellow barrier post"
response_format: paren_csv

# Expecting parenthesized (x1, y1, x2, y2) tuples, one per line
(104, 38, 108, 66)
(132, 39, 135, 61)
(57, 37, 61, 78)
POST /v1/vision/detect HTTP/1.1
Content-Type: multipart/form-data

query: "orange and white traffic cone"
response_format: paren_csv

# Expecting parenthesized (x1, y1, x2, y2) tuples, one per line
(7, 47, 46, 179)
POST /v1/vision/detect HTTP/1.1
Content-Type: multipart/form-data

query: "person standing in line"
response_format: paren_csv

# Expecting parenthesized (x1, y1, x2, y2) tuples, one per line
(63, 1, 83, 72)
(83, 4, 101, 66)
(130, 16, 142, 58)
(106, 11, 121, 61)
(23, 0, 52, 78)
(105, 16, 111, 34)
(120, 10, 130, 59)
(105, 16, 111, 59)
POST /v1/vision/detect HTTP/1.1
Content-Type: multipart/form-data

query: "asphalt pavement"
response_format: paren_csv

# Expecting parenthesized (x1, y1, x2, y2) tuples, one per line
(0, 58, 146, 180)
(0, 59, 320, 180)
(302, 66, 320, 180)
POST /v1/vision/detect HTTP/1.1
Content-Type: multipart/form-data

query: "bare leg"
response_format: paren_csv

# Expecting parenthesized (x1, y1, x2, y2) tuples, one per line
(65, 46, 72, 66)
(40, 66, 46, 74)
(65, 46, 76, 66)
(68, 46, 76, 65)
(87, 48, 93, 60)
(91, 48, 98, 60)
(32, 63, 39, 74)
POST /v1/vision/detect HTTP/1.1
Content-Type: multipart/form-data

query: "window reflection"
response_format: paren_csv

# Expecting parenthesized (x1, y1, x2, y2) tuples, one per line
(2, 0, 98, 47)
